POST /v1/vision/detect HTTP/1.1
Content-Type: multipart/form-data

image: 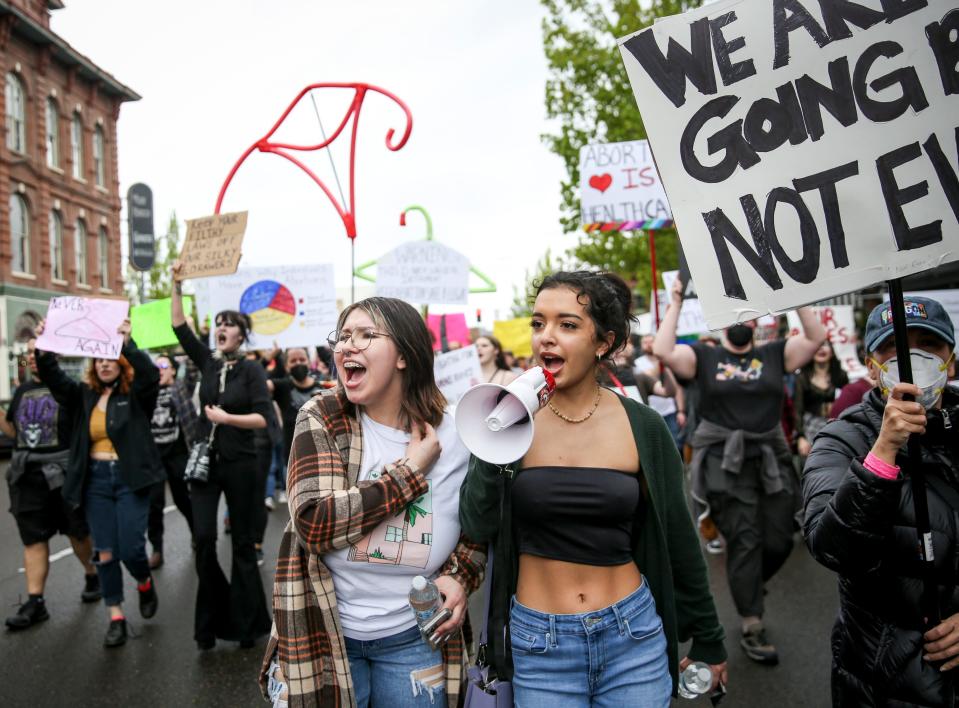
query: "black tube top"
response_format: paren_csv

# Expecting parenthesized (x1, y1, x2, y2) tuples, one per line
(511, 466, 642, 566)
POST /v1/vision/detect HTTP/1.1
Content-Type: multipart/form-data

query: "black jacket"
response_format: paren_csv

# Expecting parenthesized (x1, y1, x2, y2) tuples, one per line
(36, 341, 165, 507)
(803, 387, 959, 707)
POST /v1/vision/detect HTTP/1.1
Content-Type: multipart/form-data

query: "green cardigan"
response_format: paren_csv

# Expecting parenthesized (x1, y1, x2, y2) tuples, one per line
(458, 394, 727, 693)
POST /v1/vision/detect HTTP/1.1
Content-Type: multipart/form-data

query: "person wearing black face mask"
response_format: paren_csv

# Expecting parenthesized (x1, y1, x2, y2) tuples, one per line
(654, 277, 827, 666)
(268, 348, 326, 503)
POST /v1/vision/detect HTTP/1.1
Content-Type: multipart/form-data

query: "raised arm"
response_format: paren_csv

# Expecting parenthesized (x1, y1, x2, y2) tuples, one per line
(33, 319, 82, 411)
(171, 261, 187, 328)
(287, 402, 431, 555)
(119, 319, 160, 414)
(784, 307, 827, 372)
(651, 365, 678, 399)
(652, 278, 697, 380)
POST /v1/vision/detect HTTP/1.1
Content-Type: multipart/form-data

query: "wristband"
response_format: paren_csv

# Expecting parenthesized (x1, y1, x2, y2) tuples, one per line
(863, 452, 899, 480)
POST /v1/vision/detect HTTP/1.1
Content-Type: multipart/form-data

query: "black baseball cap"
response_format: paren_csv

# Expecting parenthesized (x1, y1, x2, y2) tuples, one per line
(864, 297, 956, 352)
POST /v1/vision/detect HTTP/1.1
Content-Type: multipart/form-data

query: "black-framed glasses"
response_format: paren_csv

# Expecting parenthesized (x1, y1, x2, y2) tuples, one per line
(327, 328, 392, 352)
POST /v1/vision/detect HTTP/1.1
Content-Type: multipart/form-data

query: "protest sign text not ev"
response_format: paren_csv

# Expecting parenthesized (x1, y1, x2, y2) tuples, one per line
(619, 0, 959, 328)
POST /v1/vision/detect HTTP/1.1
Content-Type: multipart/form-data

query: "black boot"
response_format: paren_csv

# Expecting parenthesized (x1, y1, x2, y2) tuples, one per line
(81, 573, 102, 603)
(138, 577, 158, 619)
(5, 597, 49, 630)
(104, 618, 127, 647)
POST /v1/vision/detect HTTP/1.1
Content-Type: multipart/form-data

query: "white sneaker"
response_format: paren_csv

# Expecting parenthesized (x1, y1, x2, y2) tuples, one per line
(264, 497, 275, 511)
(268, 659, 289, 708)
(277, 490, 288, 504)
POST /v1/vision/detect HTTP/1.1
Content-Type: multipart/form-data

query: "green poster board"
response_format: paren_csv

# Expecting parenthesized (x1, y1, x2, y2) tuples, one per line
(130, 297, 192, 351)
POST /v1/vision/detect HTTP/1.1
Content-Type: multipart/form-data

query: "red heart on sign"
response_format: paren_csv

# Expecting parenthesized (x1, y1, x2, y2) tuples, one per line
(589, 174, 613, 193)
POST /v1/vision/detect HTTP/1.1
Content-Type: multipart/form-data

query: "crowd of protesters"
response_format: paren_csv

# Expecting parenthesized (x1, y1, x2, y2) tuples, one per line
(2, 267, 957, 707)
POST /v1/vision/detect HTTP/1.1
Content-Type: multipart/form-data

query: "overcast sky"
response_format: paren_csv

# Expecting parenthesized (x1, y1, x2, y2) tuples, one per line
(53, 0, 577, 323)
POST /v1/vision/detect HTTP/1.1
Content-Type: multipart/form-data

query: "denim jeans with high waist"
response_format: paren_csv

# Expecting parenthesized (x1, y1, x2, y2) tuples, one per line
(345, 625, 446, 708)
(509, 579, 672, 708)
(84, 460, 151, 607)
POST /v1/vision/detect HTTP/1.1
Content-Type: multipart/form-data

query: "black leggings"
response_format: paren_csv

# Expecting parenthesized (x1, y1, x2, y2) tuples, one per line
(190, 455, 271, 643)
(148, 440, 194, 554)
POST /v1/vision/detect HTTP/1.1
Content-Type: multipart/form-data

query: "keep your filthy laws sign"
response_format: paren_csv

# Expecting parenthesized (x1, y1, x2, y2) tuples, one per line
(619, 0, 958, 329)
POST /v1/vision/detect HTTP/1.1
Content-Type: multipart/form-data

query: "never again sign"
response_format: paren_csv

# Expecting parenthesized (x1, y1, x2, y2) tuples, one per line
(619, 0, 959, 328)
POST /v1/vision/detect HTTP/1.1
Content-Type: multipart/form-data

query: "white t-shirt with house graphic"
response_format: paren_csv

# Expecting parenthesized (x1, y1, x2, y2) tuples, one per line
(324, 411, 469, 641)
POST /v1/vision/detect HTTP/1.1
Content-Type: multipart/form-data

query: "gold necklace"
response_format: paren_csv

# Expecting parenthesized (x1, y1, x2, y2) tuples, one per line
(548, 385, 602, 424)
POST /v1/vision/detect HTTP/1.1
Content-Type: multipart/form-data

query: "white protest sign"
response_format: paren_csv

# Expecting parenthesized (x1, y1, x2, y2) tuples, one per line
(579, 140, 673, 225)
(376, 241, 470, 305)
(619, 1, 959, 329)
(193, 264, 337, 350)
(787, 305, 868, 381)
(433, 345, 482, 407)
(659, 270, 710, 335)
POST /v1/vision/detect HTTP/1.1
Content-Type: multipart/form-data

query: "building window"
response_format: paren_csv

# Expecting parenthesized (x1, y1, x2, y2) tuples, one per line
(421, 533, 432, 545)
(5, 73, 26, 154)
(98, 226, 108, 288)
(71, 113, 84, 180)
(45, 98, 60, 168)
(93, 126, 105, 187)
(75, 219, 88, 284)
(10, 194, 30, 273)
(385, 525, 405, 543)
(49, 210, 64, 280)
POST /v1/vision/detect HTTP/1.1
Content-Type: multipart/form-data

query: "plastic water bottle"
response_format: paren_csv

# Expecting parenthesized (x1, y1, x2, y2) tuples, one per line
(677, 661, 713, 699)
(409, 576, 442, 633)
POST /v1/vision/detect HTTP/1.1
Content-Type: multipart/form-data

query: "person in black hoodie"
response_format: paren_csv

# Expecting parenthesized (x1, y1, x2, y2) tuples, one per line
(170, 262, 272, 650)
(803, 296, 958, 707)
(35, 317, 163, 648)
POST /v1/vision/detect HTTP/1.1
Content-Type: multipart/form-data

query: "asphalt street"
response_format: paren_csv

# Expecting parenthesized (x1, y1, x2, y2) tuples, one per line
(0, 464, 839, 707)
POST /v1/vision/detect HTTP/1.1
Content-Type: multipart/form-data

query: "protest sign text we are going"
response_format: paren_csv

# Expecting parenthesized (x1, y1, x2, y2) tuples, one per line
(620, 0, 958, 328)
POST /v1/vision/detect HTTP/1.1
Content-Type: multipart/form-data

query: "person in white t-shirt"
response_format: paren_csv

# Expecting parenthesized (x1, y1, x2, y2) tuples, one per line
(262, 297, 485, 708)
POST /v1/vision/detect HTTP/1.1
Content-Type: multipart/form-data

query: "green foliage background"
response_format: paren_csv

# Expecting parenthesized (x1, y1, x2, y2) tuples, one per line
(533, 0, 703, 309)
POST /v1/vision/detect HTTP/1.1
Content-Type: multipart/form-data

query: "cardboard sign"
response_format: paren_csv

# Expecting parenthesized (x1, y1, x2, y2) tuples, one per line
(579, 140, 673, 225)
(619, 1, 959, 328)
(787, 305, 868, 381)
(493, 318, 533, 359)
(193, 264, 337, 350)
(130, 296, 194, 351)
(426, 313, 470, 352)
(36, 297, 130, 360)
(376, 241, 470, 305)
(433, 345, 483, 407)
(177, 211, 248, 280)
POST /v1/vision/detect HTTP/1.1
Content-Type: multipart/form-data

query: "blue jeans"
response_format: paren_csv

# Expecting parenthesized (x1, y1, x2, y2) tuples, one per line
(265, 442, 286, 498)
(662, 412, 685, 450)
(509, 580, 671, 708)
(345, 625, 445, 708)
(84, 460, 151, 607)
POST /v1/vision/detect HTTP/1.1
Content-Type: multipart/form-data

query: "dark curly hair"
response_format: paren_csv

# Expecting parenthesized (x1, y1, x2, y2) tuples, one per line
(533, 271, 637, 361)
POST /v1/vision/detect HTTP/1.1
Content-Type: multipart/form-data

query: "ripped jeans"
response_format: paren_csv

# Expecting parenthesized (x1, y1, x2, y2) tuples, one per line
(345, 625, 445, 707)
(84, 460, 151, 607)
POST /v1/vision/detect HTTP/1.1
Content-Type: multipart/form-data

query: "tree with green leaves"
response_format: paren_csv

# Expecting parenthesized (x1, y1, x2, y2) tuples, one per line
(510, 248, 579, 318)
(124, 211, 184, 304)
(540, 0, 701, 299)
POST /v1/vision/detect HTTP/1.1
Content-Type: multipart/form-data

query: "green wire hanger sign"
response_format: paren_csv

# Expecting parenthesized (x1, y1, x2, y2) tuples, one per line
(353, 205, 496, 304)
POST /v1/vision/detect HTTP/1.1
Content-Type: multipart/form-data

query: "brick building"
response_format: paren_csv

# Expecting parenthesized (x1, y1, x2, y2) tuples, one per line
(0, 0, 139, 397)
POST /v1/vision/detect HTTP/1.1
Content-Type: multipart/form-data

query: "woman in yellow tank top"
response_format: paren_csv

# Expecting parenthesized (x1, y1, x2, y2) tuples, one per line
(35, 317, 166, 648)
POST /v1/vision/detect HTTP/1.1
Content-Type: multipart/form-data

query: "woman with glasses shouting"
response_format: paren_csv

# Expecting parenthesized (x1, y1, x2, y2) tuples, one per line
(171, 261, 272, 651)
(259, 297, 485, 708)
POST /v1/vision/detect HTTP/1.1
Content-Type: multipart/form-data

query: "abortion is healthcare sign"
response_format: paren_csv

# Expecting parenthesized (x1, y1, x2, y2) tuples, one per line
(619, 1, 959, 329)
(579, 140, 673, 226)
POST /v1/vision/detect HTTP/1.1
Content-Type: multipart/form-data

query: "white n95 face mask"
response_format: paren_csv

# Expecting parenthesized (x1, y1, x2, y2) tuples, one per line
(871, 348, 954, 410)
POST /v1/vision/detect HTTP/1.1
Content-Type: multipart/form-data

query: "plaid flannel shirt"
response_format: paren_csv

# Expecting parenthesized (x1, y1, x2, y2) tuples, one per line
(259, 389, 485, 707)
(170, 359, 201, 447)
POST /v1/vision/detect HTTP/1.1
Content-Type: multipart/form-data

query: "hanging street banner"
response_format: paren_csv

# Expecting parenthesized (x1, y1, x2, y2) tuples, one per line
(579, 139, 674, 230)
(786, 305, 868, 381)
(619, 1, 959, 329)
(127, 183, 155, 271)
(193, 264, 336, 350)
(375, 241, 470, 305)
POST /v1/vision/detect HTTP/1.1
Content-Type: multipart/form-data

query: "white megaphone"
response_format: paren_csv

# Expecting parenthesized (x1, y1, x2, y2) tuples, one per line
(454, 366, 556, 464)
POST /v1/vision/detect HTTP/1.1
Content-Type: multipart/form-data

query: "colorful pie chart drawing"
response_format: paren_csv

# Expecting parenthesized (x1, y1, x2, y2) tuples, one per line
(239, 280, 296, 336)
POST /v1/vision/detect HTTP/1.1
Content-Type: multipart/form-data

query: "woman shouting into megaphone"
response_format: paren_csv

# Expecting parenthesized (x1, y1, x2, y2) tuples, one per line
(459, 271, 727, 706)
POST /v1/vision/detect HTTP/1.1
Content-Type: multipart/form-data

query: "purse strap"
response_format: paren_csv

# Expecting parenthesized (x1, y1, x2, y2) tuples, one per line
(206, 360, 232, 445)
